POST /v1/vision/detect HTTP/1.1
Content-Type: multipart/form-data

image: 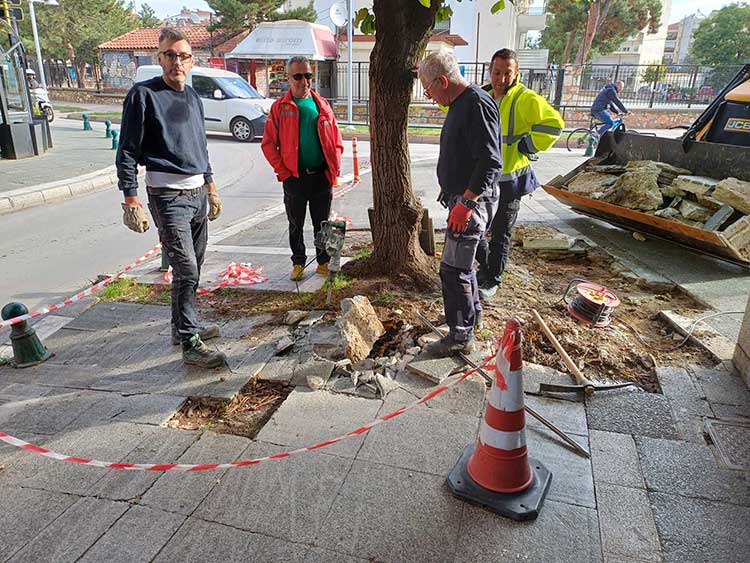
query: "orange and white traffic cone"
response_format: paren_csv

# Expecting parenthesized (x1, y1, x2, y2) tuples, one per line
(352, 136, 361, 183)
(447, 317, 552, 521)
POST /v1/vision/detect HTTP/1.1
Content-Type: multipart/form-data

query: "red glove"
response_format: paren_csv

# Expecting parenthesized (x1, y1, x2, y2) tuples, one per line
(447, 201, 473, 233)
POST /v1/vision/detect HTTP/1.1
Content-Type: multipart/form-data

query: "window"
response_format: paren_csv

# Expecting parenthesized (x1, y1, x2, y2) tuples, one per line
(192, 75, 217, 98)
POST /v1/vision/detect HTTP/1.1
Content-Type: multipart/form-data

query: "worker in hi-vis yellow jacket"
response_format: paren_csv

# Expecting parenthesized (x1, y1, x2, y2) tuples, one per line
(476, 48, 564, 299)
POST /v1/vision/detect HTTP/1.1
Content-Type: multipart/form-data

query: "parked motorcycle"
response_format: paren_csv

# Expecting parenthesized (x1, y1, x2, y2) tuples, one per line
(30, 87, 54, 123)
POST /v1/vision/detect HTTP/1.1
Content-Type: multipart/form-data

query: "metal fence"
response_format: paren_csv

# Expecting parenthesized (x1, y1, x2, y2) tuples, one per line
(333, 62, 737, 109)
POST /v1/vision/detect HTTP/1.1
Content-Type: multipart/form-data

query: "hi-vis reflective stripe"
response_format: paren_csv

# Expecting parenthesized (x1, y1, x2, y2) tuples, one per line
(479, 422, 527, 450)
(504, 85, 527, 145)
(488, 369, 524, 412)
(498, 164, 532, 182)
(531, 124, 563, 136)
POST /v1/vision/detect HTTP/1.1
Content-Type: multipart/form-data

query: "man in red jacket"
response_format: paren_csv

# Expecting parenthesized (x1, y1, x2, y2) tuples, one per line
(261, 56, 344, 281)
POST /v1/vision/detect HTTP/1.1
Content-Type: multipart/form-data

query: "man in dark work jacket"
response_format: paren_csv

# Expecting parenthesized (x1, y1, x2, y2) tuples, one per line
(418, 51, 502, 357)
(116, 27, 226, 369)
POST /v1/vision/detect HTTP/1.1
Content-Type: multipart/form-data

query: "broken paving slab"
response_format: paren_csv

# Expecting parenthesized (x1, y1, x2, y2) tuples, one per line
(603, 168, 663, 211)
(713, 177, 750, 214)
(671, 175, 720, 197)
(405, 356, 466, 384)
(658, 310, 736, 363)
(566, 171, 618, 198)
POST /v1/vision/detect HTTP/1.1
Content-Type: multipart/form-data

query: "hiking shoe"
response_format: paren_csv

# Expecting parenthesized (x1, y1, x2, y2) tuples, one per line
(425, 334, 476, 358)
(316, 262, 330, 276)
(172, 324, 221, 346)
(291, 264, 305, 281)
(478, 283, 499, 301)
(183, 335, 227, 369)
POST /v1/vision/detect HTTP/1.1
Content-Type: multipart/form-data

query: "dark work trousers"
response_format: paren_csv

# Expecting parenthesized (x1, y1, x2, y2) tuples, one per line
(283, 171, 332, 266)
(440, 187, 499, 343)
(476, 197, 521, 286)
(147, 186, 208, 346)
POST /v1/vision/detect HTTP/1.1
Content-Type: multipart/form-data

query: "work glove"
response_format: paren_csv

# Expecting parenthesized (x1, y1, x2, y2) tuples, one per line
(517, 134, 537, 156)
(207, 191, 222, 221)
(121, 203, 149, 233)
(447, 200, 473, 233)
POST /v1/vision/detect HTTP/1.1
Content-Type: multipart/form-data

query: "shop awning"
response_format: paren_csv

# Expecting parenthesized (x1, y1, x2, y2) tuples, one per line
(227, 20, 337, 61)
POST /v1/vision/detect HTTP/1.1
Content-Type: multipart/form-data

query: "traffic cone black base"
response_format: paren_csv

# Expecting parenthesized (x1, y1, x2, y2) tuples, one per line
(447, 444, 552, 522)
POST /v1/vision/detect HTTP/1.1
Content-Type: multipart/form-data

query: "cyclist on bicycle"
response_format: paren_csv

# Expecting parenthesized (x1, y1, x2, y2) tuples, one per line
(591, 80, 629, 137)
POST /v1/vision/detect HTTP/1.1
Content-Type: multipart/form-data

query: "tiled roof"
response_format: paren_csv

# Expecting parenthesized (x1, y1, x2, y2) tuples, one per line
(214, 30, 250, 56)
(98, 26, 216, 51)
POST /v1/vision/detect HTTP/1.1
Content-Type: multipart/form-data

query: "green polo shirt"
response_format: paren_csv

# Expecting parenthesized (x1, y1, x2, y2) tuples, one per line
(293, 95, 325, 170)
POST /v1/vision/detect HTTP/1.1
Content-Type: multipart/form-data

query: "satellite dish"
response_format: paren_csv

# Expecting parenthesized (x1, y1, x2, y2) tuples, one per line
(330, 2, 348, 27)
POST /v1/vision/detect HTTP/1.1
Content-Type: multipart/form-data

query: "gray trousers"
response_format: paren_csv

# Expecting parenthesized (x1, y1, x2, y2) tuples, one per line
(440, 187, 499, 342)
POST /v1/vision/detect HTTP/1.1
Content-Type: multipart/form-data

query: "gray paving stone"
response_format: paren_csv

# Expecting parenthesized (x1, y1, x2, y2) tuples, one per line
(218, 314, 275, 338)
(109, 304, 172, 335)
(590, 430, 645, 489)
(523, 361, 577, 396)
(64, 302, 149, 332)
(454, 499, 603, 563)
(598, 484, 661, 562)
(527, 426, 596, 509)
(153, 517, 309, 563)
(637, 436, 750, 506)
(302, 548, 369, 563)
(317, 460, 464, 563)
(7, 496, 129, 563)
(357, 395, 478, 476)
(650, 492, 750, 563)
(406, 356, 464, 384)
(110, 394, 186, 426)
(711, 402, 750, 421)
(526, 394, 589, 436)
(77, 505, 186, 563)
(141, 432, 250, 515)
(0, 363, 106, 390)
(586, 388, 678, 439)
(256, 389, 382, 458)
(0, 485, 78, 558)
(391, 370, 486, 417)
(89, 428, 196, 501)
(0, 387, 104, 435)
(196, 442, 353, 545)
(656, 367, 705, 402)
(45, 328, 152, 368)
(656, 366, 713, 442)
(692, 365, 750, 408)
(256, 355, 297, 384)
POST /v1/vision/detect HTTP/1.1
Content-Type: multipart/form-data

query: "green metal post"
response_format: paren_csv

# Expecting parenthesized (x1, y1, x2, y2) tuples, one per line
(111, 130, 118, 150)
(104, 119, 112, 138)
(1, 303, 53, 368)
(82, 113, 93, 131)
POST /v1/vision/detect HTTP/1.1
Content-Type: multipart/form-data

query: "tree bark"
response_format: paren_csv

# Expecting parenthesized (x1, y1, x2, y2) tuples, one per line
(574, 0, 601, 67)
(368, 0, 439, 285)
(562, 30, 576, 65)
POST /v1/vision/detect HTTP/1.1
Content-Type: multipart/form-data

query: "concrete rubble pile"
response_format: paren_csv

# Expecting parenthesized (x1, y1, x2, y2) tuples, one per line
(561, 160, 750, 258)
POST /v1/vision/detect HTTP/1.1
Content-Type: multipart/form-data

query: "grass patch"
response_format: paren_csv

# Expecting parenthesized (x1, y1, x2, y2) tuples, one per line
(323, 271, 351, 291)
(55, 105, 87, 113)
(372, 291, 396, 306)
(89, 112, 121, 119)
(100, 277, 167, 305)
(352, 248, 372, 260)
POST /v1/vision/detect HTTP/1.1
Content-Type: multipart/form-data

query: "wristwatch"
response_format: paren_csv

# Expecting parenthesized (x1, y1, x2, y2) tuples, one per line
(460, 196, 479, 210)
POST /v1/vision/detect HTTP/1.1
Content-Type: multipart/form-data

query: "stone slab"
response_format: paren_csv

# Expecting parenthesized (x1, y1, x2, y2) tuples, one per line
(659, 311, 736, 363)
(89, 428, 197, 502)
(256, 355, 298, 384)
(64, 302, 159, 332)
(44, 328, 152, 369)
(7, 497, 129, 563)
(141, 432, 250, 515)
(589, 430, 645, 489)
(406, 357, 464, 384)
(255, 389, 382, 459)
(196, 442, 353, 545)
(586, 388, 678, 439)
(302, 548, 370, 563)
(598, 483, 661, 562)
(656, 366, 713, 443)
(650, 492, 750, 563)
(153, 517, 309, 563)
(691, 365, 750, 408)
(356, 395, 479, 477)
(637, 436, 750, 506)
(317, 460, 464, 563)
(217, 314, 275, 338)
(0, 485, 78, 558)
(454, 499, 603, 563)
(0, 363, 108, 391)
(390, 370, 487, 417)
(525, 394, 589, 436)
(526, 426, 595, 509)
(77, 505, 186, 563)
(0, 387, 107, 435)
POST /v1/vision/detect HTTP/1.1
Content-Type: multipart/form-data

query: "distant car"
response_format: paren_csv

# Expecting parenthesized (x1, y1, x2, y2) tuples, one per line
(135, 65, 272, 142)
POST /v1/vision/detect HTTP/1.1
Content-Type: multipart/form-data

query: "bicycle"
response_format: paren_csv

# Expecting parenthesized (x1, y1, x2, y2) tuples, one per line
(566, 113, 641, 153)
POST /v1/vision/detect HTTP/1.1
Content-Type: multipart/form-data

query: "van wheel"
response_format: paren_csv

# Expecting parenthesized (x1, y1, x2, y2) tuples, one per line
(230, 117, 254, 142)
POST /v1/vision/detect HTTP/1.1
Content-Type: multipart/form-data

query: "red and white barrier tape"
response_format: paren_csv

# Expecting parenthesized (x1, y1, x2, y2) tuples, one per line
(329, 211, 353, 228)
(0, 244, 163, 330)
(0, 357, 492, 472)
(197, 262, 267, 295)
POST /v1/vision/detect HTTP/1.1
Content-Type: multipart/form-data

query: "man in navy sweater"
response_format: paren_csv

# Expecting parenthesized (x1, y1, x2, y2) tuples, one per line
(591, 80, 629, 137)
(419, 51, 502, 356)
(117, 28, 226, 369)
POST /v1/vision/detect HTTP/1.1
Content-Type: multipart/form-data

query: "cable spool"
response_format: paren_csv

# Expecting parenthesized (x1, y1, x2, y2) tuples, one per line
(562, 278, 620, 328)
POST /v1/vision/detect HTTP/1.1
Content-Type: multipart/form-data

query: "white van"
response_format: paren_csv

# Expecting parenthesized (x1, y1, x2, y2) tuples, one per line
(134, 65, 273, 142)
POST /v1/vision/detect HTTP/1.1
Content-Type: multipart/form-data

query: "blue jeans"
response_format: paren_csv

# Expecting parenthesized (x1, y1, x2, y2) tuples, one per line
(592, 110, 614, 138)
(147, 186, 208, 346)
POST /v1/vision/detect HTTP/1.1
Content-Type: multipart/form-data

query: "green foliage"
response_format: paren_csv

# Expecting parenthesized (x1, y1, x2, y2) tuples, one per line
(372, 291, 396, 306)
(641, 63, 666, 83)
(269, 1, 316, 23)
(352, 247, 373, 260)
(355, 0, 497, 36)
(207, 0, 284, 33)
(323, 272, 351, 291)
(691, 3, 750, 67)
(101, 278, 153, 302)
(137, 3, 161, 28)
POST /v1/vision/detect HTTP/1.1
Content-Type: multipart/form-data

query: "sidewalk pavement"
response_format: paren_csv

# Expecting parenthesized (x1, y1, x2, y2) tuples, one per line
(1, 142, 749, 562)
(0, 120, 117, 214)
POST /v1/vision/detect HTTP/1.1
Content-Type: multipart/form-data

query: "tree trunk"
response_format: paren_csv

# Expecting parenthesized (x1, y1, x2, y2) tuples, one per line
(562, 30, 576, 65)
(368, 0, 439, 285)
(574, 0, 600, 67)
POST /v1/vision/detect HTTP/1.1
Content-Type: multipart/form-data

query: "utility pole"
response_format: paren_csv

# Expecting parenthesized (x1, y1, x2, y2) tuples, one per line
(346, 0, 353, 126)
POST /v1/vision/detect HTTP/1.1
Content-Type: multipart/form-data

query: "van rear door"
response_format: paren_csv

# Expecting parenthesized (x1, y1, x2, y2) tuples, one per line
(191, 75, 227, 132)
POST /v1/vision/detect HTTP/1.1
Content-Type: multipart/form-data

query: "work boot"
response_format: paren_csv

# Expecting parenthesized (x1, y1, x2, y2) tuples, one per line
(183, 335, 226, 368)
(172, 324, 221, 346)
(478, 282, 499, 301)
(291, 264, 305, 281)
(425, 334, 476, 358)
(316, 262, 330, 276)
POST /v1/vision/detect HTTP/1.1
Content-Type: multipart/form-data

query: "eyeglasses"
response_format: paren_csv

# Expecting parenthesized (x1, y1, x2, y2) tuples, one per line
(160, 51, 193, 63)
(423, 77, 441, 99)
(292, 72, 313, 81)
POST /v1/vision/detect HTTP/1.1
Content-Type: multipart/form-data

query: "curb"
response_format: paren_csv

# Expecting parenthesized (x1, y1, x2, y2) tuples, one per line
(0, 165, 120, 216)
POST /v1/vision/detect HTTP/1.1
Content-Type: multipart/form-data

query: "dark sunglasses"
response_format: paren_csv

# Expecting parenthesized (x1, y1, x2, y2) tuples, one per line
(292, 72, 313, 81)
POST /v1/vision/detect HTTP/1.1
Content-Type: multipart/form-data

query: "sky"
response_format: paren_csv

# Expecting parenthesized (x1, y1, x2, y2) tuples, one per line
(140, 0, 736, 24)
